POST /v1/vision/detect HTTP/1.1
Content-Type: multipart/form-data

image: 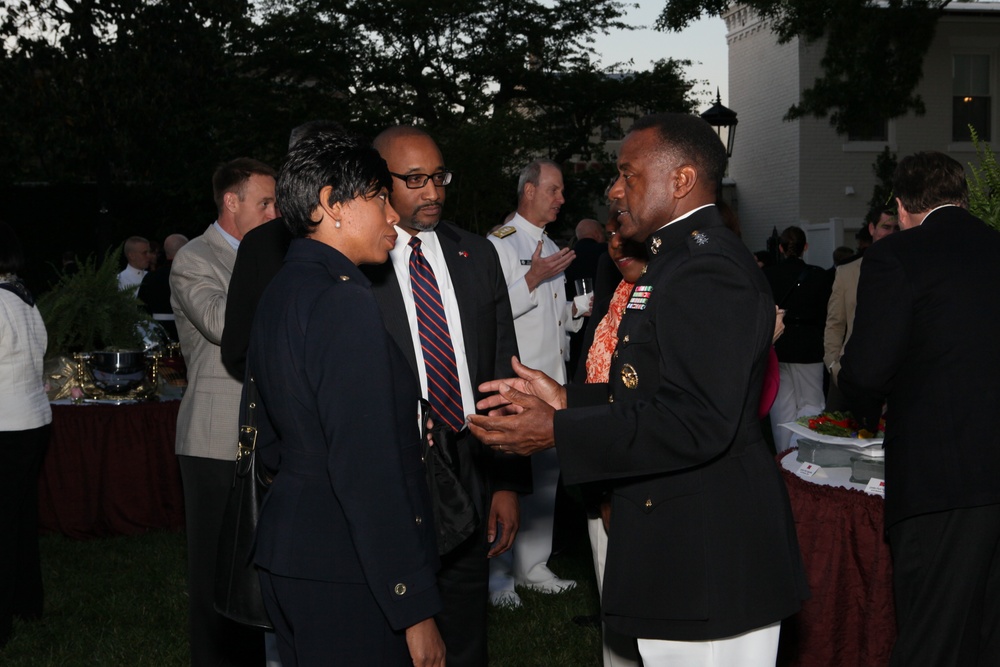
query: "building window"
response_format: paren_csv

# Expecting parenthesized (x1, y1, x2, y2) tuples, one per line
(848, 118, 889, 142)
(953, 54, 991, 142)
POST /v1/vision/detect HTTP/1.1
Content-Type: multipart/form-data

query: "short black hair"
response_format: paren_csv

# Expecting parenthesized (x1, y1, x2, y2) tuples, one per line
(212, 158, 277, 212)
(0, 221, 24, 274)
(277, 129, 392, 238)
(629, 113, 728, 191)
(892, 151, 968, 214)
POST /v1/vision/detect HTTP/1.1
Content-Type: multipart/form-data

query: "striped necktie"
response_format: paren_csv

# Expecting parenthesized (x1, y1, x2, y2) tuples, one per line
(408, 236, 465, 431)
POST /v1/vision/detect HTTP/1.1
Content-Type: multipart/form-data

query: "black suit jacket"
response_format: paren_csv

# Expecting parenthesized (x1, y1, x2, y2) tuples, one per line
(764, 257, 833, 363)
(221, 218, 293, 379)
(839, 206, 1000, 527)
(363, 222, 532, 513)
(553, 207, 809, 641)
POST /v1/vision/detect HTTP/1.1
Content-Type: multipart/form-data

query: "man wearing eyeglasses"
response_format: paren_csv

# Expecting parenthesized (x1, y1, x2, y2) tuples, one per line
(364, 125, 531, 667)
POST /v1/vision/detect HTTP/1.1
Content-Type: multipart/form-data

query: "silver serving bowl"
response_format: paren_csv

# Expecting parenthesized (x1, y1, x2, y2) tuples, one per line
(85, 350, 150, 393)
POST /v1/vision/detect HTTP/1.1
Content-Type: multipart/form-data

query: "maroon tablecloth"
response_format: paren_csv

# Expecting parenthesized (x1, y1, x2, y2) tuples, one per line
(38, 400, 185, 538)
(777, 449, 896, 666)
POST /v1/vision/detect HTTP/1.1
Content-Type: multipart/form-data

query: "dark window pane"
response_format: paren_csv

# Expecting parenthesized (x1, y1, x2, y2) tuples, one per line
(953, 96, 991, 142)
(848, 118, 888, 142)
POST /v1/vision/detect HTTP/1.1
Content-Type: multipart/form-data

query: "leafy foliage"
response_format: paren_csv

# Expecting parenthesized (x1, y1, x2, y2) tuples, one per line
(37, 245, 149, 355)
(656, 0, 952, 135)
(1, 0, 699, 245)
(868, 146, 898, 214)
(967, 127, 1000, 232)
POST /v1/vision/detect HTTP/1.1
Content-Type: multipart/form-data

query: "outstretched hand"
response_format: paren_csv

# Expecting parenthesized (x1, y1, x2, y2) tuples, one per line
(467, 358, 564, 456)
(525, 240, 575, 292)
(475, 356, 566, 415)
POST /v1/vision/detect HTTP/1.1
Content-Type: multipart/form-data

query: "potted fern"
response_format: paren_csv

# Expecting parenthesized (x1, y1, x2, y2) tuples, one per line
(38, 246, 158, 399)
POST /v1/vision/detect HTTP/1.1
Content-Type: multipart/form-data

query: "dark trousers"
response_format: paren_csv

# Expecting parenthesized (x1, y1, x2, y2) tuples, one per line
(0, 424, 50, 646)
(437, 519, 490, 667)
(889, 503, 1000, 667)
(259, 569, 410, 666)
(178, 455, 263, 667)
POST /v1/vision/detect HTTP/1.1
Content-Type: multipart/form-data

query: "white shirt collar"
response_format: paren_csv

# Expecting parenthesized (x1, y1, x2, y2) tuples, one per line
(653, 203, 716, 234)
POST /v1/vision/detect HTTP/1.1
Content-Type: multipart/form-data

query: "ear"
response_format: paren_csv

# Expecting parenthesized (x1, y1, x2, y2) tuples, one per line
(672, 165, 698, 199)
(315, 185, 343, 223)
(223, 191, 239, 213)
(524, 181, 537, 201)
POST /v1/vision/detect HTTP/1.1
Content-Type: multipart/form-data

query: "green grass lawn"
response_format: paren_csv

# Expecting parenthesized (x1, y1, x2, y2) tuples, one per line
(1, 528, 602, 666)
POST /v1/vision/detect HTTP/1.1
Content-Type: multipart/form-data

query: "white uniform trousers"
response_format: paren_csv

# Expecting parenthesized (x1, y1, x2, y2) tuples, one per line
(489, 447, 563, 591)
(769, 362, 825, 453)
(588, 516, 642, 667)
(636, 621, 781, 667)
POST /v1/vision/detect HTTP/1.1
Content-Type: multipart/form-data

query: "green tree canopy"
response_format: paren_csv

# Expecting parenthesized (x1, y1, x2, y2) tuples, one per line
(1, 0, 698, 255)
(656, 0, 952, 135)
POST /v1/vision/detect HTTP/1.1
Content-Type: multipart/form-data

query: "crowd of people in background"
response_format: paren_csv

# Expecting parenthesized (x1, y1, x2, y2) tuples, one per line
(5, 114, 999, 667)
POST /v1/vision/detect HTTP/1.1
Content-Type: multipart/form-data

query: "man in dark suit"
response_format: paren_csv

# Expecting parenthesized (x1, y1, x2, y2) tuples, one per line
(364, 126, 531, 666)
(137, 233, 188, 341)
(468, 113, 808, 665)
(839, 151, 1000, 667)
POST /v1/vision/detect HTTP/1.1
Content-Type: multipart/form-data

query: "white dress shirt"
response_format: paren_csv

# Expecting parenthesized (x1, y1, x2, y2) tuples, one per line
(389, 227, 477, 419)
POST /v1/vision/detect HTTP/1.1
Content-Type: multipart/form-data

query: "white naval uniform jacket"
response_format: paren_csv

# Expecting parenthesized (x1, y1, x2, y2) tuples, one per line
(488, 213, 582, 384)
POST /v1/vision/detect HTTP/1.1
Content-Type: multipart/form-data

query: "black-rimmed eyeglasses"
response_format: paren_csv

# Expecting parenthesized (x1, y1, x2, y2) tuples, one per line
(390, 171, 454, 189)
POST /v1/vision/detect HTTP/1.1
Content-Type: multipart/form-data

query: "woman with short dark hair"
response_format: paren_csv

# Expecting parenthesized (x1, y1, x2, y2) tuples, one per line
(247, 131, 444, 666)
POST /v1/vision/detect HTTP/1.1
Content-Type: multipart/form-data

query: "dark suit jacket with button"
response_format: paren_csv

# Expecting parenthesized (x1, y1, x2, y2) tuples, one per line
(764, 256, 833, 363)
(553, 206, 809, 641)
(248, 238, 441, 632)
(363, 221, 532, 513)
(839, 206, 1000, 528)
(222, 218, 292, 380)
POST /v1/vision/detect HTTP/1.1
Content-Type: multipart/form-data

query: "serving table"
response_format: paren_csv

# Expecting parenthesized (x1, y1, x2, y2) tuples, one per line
(38, 398, 185, 539)
(777, 449, 896, 667)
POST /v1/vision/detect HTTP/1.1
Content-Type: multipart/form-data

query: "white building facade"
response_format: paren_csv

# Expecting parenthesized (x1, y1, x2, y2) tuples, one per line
(725, 3, 1000, 266)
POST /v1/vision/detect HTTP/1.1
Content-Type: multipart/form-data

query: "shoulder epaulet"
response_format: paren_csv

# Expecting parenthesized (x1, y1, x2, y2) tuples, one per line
(492, 225, 517, 239)
(687, 229, 711, 249)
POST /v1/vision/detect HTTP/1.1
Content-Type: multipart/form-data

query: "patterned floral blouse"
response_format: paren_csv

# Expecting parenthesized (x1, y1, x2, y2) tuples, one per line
(584, 279, 634, 384)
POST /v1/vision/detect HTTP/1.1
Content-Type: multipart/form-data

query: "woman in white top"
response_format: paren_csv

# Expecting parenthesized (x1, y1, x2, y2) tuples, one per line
(0, 222, 52, 649)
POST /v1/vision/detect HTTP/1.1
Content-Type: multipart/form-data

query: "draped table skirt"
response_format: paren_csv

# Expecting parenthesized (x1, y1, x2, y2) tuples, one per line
(38, 400, 184, 539)
(777, 449, 896, 667)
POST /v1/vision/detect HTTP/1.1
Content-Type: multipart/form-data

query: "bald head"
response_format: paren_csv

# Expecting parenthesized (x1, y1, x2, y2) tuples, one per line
(163, 234, 189, 260)
(575, 218, 605, 243)
(373, 126, 433, 155)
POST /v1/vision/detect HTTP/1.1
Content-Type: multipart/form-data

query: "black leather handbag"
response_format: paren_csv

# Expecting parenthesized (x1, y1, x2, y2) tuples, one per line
(420, 400, 478, 555)
(214, 376, 273, 630)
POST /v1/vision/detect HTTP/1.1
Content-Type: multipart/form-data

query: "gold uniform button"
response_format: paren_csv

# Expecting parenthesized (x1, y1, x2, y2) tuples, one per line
(394, 583, 407, 596)
(645, 498, 653, 508)
(415, 515, 423, 525)
(621, 363, 639, 389)
(612, 350, 619, 360)
(623, 334, 630, 344)
(339, 275, 350, 281)
(608, 395, 615, 403)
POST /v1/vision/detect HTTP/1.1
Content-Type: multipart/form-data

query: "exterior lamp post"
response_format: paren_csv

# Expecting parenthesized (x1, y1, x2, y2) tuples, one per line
(700, 88, 738, 158)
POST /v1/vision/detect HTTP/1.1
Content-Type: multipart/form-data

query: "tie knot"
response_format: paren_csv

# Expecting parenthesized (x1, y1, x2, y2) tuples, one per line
(409, 236, 422, 251)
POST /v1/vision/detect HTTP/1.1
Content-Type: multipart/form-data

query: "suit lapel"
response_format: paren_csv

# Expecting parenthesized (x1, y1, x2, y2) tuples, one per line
(437, 224, 480, 380)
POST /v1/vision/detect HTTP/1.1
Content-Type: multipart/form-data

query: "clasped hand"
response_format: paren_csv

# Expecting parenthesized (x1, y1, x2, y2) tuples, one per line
(466, 356, 566, 456)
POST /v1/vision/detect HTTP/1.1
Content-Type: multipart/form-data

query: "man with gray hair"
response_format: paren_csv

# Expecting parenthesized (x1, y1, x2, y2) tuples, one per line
(486, 158, 586, 607)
